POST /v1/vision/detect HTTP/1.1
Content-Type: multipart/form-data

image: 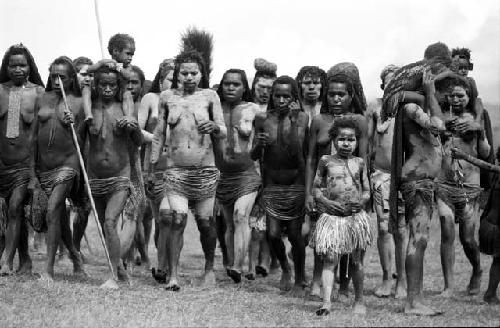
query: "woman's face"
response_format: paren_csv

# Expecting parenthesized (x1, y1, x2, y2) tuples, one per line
(160, 70, 174, 91)
(7, 54, 30, 86)
(327, 82, 352, 115)
(178, 62, 201, 92)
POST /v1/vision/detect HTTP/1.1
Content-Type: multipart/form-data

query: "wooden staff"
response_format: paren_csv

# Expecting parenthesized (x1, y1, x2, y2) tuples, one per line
(58, 76, 116, 280)
(93, 0, 106, 59)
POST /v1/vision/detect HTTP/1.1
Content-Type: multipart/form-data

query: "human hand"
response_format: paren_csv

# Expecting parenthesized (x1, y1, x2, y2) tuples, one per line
(288, 101, 300, 123)
(350, 202, 362, 214)
(450, 147, 468, 160)
(62, 110, 74, 126)
(197, 120, 218, 134)
(305, 195, 315, 213)
(422, 70, 436, 95)
(255, 132, 270, 147)
(28, 177, 40, 191)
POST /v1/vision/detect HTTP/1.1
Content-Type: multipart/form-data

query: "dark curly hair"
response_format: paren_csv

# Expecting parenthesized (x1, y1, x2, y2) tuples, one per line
(46, 56, 81, 97)
(295, 66, 326, 101)
(92, 67, 123, 102)
(451, 47, 471, 61)
(216, 69, 253, 103)
(171, 50, 209, 89)
(267, 75, 300, 112)
(107, 33, 135, 56)
(0, 44, 44, 87)
(328, 115, 361, 140)
(321, 74, 364, 115)
(251, 71, 277, 100)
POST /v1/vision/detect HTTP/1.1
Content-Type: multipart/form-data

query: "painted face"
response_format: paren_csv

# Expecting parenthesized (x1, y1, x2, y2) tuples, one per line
(126, 71, 142, 100)
(222, 72, 245, 103)
(50, 63, 72, 94)
(300, 75, 322, 102)
(97, 72, 119, 101)
(334, 127, 357, 158)
(178, 62, 201, 92)
(327, 82, 352, 115)
(160, 70, 174, 91)
(254, 77, 274, 105)
(447, 85, 469, 114)
(112, 43, 135, 68)
(7, 54, 30, 86)
(77, 64, 93, 88)
(272, 83, 293, 114)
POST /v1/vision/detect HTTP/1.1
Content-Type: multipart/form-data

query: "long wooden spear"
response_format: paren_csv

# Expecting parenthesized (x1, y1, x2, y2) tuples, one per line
(93, 0, 106, 59)
(58, 76, 116, 280)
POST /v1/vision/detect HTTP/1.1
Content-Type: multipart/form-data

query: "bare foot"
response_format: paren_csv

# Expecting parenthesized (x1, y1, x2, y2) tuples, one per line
(289, 285, 306, 298)
(374, 280, 392, 298)
(280, 271, 292, 291)
(404, 302, 443, 316)
(16, 258, 33, 275)
(467, 270, 482, 295)
(0, 263, 14, 276)
(484, 293, 500, 304)
(337, 292, 349, 302)
(353, 302, 367, 314)
(439, 288, 454, 298)
(197, 270, 216, 288)
(100, 279, 119, 289)
(151, 268, 167, 284)
(316, 302, 331, 316)
(227, 268, 242, 284)
(245, 273, 256, 281)
(117, 266, 130, 282)
(394, 283, 407, 299)
(165, 278, 181, 292)
(38, 272, 54, 283)
(270, 261, 280, 274)
(255, 265, 268, 277)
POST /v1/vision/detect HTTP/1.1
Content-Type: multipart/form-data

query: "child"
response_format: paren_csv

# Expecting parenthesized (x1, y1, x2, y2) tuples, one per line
(310, 116, 373, 315)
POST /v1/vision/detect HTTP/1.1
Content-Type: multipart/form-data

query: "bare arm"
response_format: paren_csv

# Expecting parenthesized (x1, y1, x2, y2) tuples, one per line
(405, 103, 444, 133)
(150, 96, 168, 165)
(28, 93, 42, 188)
(423, 71, 444, 121)
(451, 147, 500, 173)
(305, 117, 319, 211)
(138, 93, 157, 143)
(359, 158, 370, 206)
(209, 91, 227, 139)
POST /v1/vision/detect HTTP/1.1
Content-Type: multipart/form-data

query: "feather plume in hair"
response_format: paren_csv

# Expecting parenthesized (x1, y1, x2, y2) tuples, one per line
(180, 27, 214, 84)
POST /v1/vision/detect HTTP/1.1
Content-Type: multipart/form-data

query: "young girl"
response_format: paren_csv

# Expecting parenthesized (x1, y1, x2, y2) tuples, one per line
(310, 116, 373, 315)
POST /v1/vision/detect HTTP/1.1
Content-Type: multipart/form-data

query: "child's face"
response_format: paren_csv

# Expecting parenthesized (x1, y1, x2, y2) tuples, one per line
(112, 43, 135, 68)
(334, 127, 357, 157)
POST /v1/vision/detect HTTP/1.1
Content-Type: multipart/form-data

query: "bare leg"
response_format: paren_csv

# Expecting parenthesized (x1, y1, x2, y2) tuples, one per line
(351, 251, 366, 314)
(394, 214, 408, 299)
(404, 194, 439, 316)
(338, 254, 351, 298)
(215, 208, 228, 268)
(0, 184, 29, 275)
(221, 204, 235, 273)
(310, 251, 323, 300)
(99, 190, 128, 289)
(143, 202, 153, 259)
(247, 228, 260, 280)
(267, 216, 292, 291)
(72, 207, 89, 258)
(154, 197, 171, 283)
(133, 201, 151, 270)
(42, 182, 73, 281)
(59, 202, 85, 276)
(258, 230, 272, 275)
(458, 203, 482, 295)
(287, 218, 307, 296)
(484, 256, 500, 304)
(437, 198, 456, 297)
(316, 257, 338, 316)
(165, 211, 187, 291)
(374, 209, 394, 298)
(16, 219, 32, 274)
(119, 210, 137, 261)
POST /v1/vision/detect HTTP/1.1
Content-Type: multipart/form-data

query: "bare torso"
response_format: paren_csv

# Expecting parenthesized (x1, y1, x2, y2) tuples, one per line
(401, 103, 443, 182)
(37, 92, 83, 172)
(371, 105, 394, 171)
(0, 82, 42, 169)
(215, 101, 258, 172)
(258, 111, 308, 186)
(160, 88, 225, 167)
(139, 92, 168, 171)
(87, 101, 132, 179)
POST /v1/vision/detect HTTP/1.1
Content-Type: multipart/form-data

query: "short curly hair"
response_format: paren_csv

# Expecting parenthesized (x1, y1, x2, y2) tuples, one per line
(451, 47, 471, 61)
(328, 115, 361, 141)
(267, 75, 300, 112)
(107, 33, 135, 55)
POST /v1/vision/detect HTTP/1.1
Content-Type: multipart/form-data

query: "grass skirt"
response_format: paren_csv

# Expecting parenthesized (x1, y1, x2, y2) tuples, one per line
(310, 210, 373, 257)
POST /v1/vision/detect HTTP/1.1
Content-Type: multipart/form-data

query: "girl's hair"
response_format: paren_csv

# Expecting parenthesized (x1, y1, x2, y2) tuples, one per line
(0, 44, 44, 87)
(45, 56, 81, 96)
(328, 115, 361, 140)
(216, 69, 253, 103)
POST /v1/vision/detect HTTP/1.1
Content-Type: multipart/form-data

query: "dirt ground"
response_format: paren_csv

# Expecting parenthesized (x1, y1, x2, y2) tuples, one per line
(1, 212, 499, 327)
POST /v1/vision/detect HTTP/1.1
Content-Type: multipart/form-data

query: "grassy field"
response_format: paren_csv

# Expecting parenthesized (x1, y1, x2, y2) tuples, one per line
(1, 210, 499, 328)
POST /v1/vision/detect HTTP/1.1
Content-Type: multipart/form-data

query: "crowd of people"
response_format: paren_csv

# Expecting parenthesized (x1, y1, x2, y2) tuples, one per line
(0, 29, 499, 317)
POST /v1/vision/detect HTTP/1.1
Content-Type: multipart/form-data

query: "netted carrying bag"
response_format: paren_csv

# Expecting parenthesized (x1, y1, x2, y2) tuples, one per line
(0, 198, 7, 236)
(25, 187, 48, 233)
